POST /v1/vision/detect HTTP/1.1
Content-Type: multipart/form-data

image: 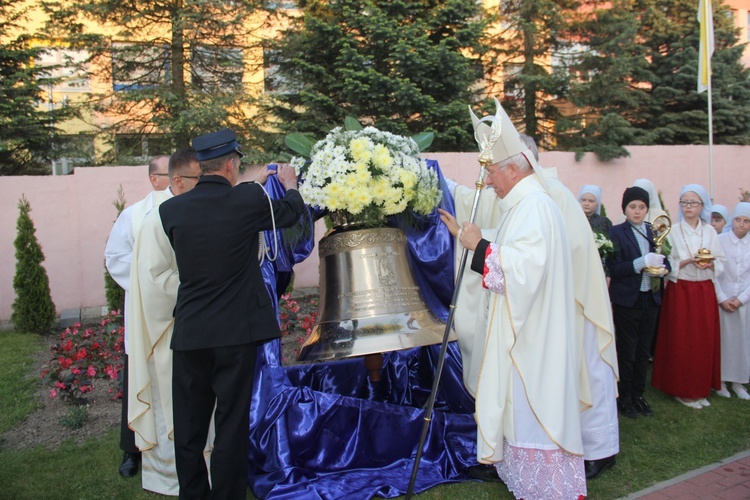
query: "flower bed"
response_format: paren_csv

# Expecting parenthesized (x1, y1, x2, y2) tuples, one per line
(41, 312, 124, 405)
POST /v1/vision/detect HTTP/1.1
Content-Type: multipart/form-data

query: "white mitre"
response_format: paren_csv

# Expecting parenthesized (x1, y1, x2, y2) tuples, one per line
(468, 97, 550, 192)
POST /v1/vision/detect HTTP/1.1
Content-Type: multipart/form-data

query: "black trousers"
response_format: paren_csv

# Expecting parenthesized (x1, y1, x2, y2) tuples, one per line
(613, 292, 660, 402)
(172, 343, 257, 500)
(120, 353, 139, 454)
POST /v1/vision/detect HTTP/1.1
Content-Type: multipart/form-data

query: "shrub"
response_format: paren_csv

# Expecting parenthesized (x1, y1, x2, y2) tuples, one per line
(104, 186, 126, 313)
(59, 405, 90, 429)
(11, 195, 56, 334)
(42, 312, 124, 406)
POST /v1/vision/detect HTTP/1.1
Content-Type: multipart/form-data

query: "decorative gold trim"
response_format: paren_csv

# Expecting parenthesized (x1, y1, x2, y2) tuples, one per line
(319, 228, 407, 257)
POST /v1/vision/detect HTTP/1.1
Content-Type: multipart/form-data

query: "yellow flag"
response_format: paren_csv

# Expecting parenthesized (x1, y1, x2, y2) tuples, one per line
(697, 0, 714, 93)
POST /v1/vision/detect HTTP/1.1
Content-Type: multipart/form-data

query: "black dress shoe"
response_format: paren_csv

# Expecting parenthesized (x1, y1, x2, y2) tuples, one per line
(633, 396, 654, 417)
(118, 452, 141, 478)
(617, 400, 640, 419)
(467, 464, 503, 483)
(585, 455, 616, 480)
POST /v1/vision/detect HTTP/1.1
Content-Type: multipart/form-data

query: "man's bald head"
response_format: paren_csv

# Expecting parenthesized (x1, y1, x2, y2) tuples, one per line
(148, 155, 170, 190)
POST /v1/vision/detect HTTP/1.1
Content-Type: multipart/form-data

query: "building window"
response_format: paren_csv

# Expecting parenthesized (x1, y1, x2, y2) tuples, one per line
(191, 45, 244, 92)
(35, 48, 90, 92)
(263, 47, 292, 94)
(50, 135, 96, 175)
(115, 134, 172, 163)
(503, 63, 523, 100)
(112, 43, 170, 92)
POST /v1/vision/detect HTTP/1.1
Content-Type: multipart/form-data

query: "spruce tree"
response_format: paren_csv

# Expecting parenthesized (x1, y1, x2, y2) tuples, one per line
(556, 0, 649, 160)
(632, 0, 750, 145)
(559, 0, 750, 156)
(484, 0, 579, 149)
(104, 186, 126, 313)
(264, 0, 487, 152)
(0, 0, 77, 174)
(11, 195, 56, 334)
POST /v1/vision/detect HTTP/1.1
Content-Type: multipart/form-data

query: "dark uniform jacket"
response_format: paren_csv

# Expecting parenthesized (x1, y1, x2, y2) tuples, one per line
(159, 175, 305, 350)
(607, 221, 671, 308)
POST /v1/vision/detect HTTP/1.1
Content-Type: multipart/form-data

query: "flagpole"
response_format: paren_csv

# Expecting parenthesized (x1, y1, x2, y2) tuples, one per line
(708, 58, 714, 200)
(698, 0, 715, 200)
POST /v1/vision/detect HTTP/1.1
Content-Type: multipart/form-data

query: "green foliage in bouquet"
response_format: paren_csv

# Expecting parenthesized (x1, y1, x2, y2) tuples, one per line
(11, 195, 56, 334)
(594, 231, 616, 260)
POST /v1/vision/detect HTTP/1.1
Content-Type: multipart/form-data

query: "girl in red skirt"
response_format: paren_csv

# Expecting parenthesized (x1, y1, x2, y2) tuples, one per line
(652, 184, 726, 409)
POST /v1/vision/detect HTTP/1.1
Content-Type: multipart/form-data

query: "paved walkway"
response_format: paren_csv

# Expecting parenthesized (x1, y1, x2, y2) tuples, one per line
(627, 450, 750, 499)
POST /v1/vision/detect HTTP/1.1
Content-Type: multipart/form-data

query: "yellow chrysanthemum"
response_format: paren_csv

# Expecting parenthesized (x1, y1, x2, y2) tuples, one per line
(400, 170, 417, 189)
(371, 145, 394, 170)
(349, 137, 373, 163)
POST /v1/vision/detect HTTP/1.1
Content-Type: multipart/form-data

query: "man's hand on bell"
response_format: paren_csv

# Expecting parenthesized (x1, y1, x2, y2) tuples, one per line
(277, 164, 298, 191)
(437, 208, 460, 237)
(254, 165, 273, 185)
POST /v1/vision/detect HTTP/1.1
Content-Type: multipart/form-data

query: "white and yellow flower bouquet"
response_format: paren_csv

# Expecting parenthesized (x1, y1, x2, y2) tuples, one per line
(594, 231, 615, 260)
(291, 126, 442, 228)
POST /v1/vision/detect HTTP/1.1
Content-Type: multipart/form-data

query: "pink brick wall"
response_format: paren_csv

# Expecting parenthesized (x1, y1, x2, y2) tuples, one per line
(0, 145, 747, 320)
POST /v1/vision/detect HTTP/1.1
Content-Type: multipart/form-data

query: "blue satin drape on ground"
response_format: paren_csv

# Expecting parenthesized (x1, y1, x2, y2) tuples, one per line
(249, 161, 477, 499)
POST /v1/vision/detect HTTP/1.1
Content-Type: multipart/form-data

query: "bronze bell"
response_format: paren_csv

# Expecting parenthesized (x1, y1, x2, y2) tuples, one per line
(297, 227, 453, 362)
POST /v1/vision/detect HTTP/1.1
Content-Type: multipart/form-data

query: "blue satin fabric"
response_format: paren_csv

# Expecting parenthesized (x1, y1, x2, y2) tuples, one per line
(249, 161, 477, 499)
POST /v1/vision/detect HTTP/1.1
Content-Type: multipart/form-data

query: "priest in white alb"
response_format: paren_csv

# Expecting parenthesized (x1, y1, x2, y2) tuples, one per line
(438, 99, 585, 499)
(105, 155, 172, 479)
(520, 134, 620, 480)
(127, 149, 205, 495)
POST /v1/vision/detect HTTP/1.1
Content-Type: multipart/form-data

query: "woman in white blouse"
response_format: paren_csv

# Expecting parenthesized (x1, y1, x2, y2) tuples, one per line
(715, 202, 750, 400)
(652, 184, 726, 409)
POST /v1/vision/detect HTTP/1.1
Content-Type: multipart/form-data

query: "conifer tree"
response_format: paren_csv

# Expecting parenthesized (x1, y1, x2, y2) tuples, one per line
(42, 0, 272, 163)
(632, 0, 750, 145)
(0, 0, 77, 174)
(558, 0, 750, 158)
(104, 186, 126, 313)
(556, 0, 648, 160)
(484, 0, 579, 149)
(264, 0, 488, 152)
(12, 195, 56, 334)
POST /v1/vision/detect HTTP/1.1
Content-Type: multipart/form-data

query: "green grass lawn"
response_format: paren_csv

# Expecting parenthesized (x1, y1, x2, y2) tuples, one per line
(0, 331, 44, 434)
(2, 330, 749, 499)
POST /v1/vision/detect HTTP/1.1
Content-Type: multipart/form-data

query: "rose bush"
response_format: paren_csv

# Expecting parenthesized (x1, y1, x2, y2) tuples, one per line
(42, 312, 124, 405)
(279, 294, 318, 362)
